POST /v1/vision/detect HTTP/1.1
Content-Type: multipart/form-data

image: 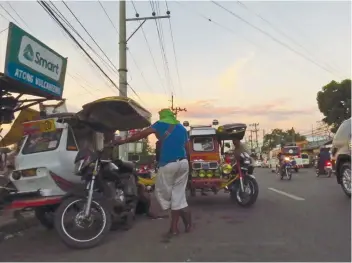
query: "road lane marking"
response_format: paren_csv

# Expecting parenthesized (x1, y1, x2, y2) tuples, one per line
(268, 187, 305, 201)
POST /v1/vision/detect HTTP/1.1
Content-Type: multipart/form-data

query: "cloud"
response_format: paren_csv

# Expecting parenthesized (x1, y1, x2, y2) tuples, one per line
(218, 52, 255, 91)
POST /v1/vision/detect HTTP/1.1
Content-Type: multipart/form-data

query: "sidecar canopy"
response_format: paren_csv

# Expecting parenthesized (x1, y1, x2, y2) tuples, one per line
(217, 123, 247, 141)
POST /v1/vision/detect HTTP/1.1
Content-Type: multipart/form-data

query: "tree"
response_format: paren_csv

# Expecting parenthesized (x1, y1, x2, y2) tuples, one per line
(140, 138, 154, 156)
(317, 79, 351, 133)
(261, 128, 306, 153)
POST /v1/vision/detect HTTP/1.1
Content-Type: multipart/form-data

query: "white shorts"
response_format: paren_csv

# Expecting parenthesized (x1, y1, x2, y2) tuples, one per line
(155, 159, 189, 210)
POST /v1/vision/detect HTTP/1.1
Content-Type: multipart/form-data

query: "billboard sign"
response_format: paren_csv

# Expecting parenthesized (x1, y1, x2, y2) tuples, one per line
(4, 22, 67, 99)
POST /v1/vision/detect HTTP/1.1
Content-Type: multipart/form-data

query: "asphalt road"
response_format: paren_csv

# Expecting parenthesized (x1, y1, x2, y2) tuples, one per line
(0, 168, 350, 262)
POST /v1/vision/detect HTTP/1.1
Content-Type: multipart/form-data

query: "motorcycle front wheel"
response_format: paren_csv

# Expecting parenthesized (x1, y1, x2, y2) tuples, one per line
(54, 197, 112, 249)
(231, 177, 259, 207)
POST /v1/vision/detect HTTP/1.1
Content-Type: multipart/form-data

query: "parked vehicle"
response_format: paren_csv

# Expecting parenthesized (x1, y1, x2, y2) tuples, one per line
(255, 160, 262, 167)
(331, 118, 351, 197)
(0, 97, 152, 234)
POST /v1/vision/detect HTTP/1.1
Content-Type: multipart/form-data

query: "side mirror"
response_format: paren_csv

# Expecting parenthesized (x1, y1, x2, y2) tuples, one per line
(183, 121, 189, 127)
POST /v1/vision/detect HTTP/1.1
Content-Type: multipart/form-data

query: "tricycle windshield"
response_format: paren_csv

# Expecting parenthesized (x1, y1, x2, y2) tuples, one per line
(193, 137, 215, 152)
(21, 129, 63, 155)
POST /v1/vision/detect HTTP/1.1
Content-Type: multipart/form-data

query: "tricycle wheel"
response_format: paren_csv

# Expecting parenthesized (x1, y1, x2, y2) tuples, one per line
(34, 205, 58, 230)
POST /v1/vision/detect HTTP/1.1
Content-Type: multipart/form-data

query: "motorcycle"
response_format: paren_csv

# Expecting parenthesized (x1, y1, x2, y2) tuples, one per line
(316, 160, 333, 177)
(228, 152, 259, 207)
(54, 148, 138, 249)
(276, 157, 293, 180)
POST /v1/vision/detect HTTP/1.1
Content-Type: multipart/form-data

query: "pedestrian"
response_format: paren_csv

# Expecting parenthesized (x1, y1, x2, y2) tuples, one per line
(112, 108, 192, 237)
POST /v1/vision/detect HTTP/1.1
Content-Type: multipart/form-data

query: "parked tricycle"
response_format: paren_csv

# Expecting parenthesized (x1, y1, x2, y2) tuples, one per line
(0, 96, 152, 249)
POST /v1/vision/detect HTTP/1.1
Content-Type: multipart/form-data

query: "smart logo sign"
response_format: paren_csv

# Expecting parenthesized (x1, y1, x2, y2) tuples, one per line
(4, 22, 67, 99)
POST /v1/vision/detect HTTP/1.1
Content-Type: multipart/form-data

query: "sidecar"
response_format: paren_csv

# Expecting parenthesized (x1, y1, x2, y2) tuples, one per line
(0, 96, 151, 228)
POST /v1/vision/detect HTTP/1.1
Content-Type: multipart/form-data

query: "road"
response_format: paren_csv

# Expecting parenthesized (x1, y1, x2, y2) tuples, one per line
(0, 168, 350, 262)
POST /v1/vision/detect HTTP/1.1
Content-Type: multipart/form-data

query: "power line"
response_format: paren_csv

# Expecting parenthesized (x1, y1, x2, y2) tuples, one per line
(5, 2, 31, 30)
(38, 1, 121, 95)
(236, 1, 344, 78)
(173, 1, 260, 49)
(149, 0, 174, 95)
(164, 0, 183, 95)
(97, 0, 156, 100)
(131, 0, 167, 95)
(46, 1, 119, 80)
(0, 3, 20, 25)
(212, 1, 339, 77)
(61, 1, 119, 75)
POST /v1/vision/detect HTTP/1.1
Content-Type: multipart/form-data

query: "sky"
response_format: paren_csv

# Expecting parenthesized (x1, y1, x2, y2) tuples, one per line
(0, 0, 351, 144)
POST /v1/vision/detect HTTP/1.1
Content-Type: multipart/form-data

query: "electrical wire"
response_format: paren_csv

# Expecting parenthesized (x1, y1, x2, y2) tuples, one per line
(38, 1, 121, 94)
(5, 2, 31, 30)
(48, 1, 119, 79)
(236, 1, 344, 78)
(96, 0, 155, 102)
(130, 0, 167, 95)
(173, 1, 260, 49)
(0, 3, 20, 25)
(164, 0, 183, 95)
(211, 1, 339, 77)
(61, 1, 119, 75)
(0, 27, 8, 34)
(149, 0, 174, 94)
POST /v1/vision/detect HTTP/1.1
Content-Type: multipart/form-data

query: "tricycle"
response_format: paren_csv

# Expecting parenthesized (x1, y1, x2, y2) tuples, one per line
(185, 123, 259, 207)
(0, 96, 152, 248)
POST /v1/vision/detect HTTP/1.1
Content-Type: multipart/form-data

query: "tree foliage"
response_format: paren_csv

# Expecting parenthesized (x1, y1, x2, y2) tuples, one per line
(317, 79, 351, 133)
(261, 128, 306, 153)
(140, 138, 154, 156)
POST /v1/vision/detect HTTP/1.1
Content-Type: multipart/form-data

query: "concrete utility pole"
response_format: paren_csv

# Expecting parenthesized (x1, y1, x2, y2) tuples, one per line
(170, 93, 186, 117)
(249, 123, 259, 149)
(118, 0, 170, 161)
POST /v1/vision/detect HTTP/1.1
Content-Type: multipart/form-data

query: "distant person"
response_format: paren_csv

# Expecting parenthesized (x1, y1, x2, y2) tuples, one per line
(113, 108, 192, 238)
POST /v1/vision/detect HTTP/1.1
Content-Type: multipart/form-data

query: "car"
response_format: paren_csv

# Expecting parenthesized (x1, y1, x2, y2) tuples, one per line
(255, 160, 262, 167)
(331, 118, 351, 197)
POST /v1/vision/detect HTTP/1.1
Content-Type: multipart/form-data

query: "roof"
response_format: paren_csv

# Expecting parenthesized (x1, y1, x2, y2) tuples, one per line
(302, 139, 332, 150)
(189, 126, 216, 136)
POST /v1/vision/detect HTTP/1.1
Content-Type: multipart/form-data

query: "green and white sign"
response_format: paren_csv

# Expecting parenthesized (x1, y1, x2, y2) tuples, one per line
(4, 22, 67, 98)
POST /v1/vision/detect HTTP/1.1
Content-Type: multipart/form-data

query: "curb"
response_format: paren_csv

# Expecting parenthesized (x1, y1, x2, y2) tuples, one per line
(0, 213, 39, 243)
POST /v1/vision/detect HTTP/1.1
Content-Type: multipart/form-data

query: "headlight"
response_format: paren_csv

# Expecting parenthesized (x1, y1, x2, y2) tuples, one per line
(221, 164, 232, 174)
(199, 170, 206, 177)
(244, 160, 250, 164)
(206, 170, 213, 178)
(192, 171, 198, 177)
(284, 157, 290, 161)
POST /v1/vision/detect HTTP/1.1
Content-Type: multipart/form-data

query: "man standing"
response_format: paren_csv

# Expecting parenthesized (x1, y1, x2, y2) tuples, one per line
(113, 108, 192, 237)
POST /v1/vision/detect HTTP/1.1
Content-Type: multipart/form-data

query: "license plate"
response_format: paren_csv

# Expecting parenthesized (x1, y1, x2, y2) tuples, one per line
(202, 163, 210, 169)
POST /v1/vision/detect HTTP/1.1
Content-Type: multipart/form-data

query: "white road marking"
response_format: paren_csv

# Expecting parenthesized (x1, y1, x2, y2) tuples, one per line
(268, 187, 305, 201)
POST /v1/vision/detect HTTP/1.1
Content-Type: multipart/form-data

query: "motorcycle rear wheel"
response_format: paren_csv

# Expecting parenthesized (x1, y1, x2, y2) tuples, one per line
(54, 197, 112, 249)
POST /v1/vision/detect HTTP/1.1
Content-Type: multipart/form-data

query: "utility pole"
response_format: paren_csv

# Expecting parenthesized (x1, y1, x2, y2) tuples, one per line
(170, 93, 186, 117)
(249, 130, 254, 150)
(118, 0, 170, 161)
(249, 123, 259, 149)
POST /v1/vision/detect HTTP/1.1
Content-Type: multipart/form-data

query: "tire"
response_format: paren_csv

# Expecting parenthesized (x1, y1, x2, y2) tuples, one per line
(288, 171, 292, 180)
(54, 197, 112, 249)
(339, 162, 351, 198)
(34, 205, 58, 230)
(231, 177, 259, 208)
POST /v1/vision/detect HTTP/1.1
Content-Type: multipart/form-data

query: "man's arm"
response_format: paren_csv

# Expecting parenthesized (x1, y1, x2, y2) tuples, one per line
(118, 127, 156, 144)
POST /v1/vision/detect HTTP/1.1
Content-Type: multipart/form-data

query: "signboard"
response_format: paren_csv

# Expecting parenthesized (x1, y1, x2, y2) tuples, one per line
(4, 22, 67, 98)
(23, 119, 56, 135)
